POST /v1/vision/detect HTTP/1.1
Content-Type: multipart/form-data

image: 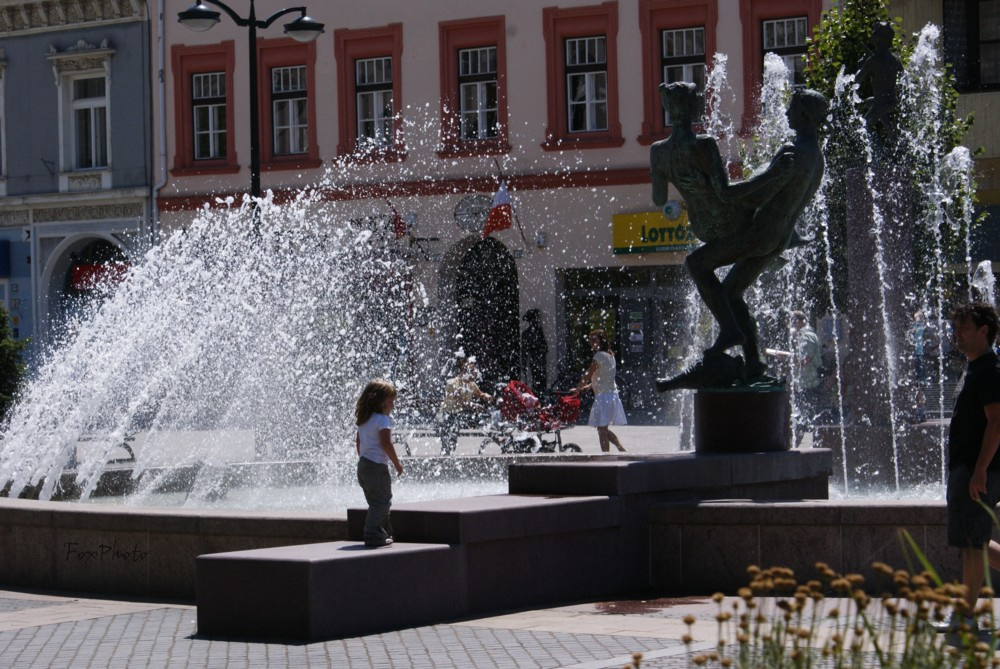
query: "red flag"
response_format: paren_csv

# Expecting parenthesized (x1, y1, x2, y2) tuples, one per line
(482, 181, 513, 237)
(386, 199, 407, 239)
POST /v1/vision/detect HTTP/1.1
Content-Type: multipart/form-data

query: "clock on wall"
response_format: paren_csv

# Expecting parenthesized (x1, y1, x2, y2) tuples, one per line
(453, 194, 493, 233)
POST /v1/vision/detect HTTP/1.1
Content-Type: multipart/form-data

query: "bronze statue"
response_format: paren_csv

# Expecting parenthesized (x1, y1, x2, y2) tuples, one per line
(856, 22, 903, 143)
(651, 82, 828, 390)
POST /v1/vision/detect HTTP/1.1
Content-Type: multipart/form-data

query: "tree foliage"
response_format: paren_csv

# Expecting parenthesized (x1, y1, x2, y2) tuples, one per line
(0, 305, 27, 422)
(800, 0, 974, 316)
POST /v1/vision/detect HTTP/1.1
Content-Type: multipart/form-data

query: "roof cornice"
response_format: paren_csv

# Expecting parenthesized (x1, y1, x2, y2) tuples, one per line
(0, 0, 146, 36)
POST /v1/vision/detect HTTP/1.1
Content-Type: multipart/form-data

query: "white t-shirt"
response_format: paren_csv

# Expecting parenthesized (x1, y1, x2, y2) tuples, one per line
(358, 413, 392, 464)
(592, 351, 617, 395)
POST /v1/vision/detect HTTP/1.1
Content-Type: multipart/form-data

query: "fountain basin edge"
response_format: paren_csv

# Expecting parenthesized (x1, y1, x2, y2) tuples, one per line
(0, 450, 959, 640)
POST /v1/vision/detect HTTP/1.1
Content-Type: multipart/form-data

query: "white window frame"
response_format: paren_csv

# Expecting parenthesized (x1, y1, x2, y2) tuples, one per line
(762, 17, 809, 88)
(192, 71, 227, 161)
(47, 40, 115, 193)
(0, 52, 7, 197)
(355, 56, 394, 149)
(661, 27, 706, 125)
(271, 65, 308, 155)
(979, 0, 1000, 86)
(71, 76, 108, 170)
(458, 46, 498, 140)
(565, 36, 608, 133)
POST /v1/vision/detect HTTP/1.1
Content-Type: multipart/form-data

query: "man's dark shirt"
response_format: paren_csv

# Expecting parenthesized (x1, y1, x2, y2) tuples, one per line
(948, 350, 1000, 470)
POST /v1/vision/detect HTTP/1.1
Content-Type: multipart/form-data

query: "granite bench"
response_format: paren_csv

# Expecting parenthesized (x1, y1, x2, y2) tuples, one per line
(197, 541, 465, 640)
(198, 494, 623, 640)
(195, 451, 834, 640)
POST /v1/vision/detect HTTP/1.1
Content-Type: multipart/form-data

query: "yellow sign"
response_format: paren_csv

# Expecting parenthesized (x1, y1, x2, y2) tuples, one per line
(612, 206, 697, 254)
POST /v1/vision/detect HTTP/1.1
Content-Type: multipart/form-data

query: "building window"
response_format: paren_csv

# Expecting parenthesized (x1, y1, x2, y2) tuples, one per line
(192, 72, 226, 160)
(47, 39, 115, 191)
(171, 42, 237, 175)
(566, 36, 608, 132)
(258, 39, 320, 170)
(542, 3, 623, 150)
(355, 56, 394, 150)
(739, 0, 821, 131)
(661, 27, 706, 124)
(272, 66, 307, 155)
(459, 47, 498, 140)
(638, 0, 718, 144)
(762, 16, 809, 87)
(72, 77, 108, 169)
(334, 24, 404, 162)
(438, 16, 509, 158)
(0, 54, 6, 192)
(944, 0, 1000, 91)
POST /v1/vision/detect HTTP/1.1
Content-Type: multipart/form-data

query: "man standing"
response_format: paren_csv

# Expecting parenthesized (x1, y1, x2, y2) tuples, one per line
(791, 311, 823, 440)
(521, 309, 548, 395)
(939, 302, 1000, 632)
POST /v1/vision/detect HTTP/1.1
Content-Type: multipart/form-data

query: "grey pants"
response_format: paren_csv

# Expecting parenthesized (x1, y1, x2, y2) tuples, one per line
(357, 457, 393, 541)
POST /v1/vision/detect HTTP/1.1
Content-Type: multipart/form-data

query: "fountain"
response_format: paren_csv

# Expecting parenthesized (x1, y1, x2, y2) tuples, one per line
(659, 22, 983, 496)
(0, 18, 982, 507)
(808, 24, 981, 494)
(0, 13, 987, 641)
(0, 175, 523, 508)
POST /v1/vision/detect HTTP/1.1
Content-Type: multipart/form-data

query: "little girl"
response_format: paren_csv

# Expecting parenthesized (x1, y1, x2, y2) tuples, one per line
(355, 379, 404, 548)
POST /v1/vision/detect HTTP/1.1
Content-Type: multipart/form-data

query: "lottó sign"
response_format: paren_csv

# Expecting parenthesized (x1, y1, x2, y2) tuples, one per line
(612, 205, 696, 254)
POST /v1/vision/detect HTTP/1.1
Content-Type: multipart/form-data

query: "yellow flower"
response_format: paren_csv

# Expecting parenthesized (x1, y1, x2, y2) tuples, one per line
(871, 561, 893, 575)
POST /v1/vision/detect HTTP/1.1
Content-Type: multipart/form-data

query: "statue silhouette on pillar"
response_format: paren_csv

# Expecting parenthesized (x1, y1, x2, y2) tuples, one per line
(650, 82, 828, 390)
(856, 22, 903, 149)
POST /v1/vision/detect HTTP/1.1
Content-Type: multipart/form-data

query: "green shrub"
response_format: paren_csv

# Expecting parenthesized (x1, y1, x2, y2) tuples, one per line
(0, 304, 27, 421)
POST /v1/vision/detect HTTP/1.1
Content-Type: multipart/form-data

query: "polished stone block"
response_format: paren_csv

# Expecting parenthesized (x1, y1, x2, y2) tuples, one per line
(197, 541, 464, 640)
(650, 499, 950, 592)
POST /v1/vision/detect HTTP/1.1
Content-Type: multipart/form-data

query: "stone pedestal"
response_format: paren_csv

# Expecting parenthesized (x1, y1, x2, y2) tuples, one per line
(840, 167, 915, 485)
(694, 388, 790, 453)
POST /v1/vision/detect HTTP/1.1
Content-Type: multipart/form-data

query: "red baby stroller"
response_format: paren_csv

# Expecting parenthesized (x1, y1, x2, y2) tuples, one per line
(478, 380, 582, 454)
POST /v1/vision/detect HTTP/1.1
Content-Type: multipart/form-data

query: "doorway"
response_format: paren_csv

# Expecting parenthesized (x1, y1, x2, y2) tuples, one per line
(560, 265, 693, 424)
(453, 237, 519, 391)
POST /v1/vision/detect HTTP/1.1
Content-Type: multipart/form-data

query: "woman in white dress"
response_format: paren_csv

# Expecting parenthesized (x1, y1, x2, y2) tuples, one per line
(576, 329, 627, 452)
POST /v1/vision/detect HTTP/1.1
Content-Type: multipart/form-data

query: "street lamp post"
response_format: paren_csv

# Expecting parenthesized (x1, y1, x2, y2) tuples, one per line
(178, 1, 324, 224)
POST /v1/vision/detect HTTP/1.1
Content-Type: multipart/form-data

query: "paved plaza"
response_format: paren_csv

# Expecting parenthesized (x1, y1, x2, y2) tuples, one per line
(3, 586, 994, 669)
(0, 586, 725, 669)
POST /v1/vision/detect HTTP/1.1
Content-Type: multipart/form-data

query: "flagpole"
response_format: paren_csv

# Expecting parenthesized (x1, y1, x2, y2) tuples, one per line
(493, 158, 530, 250)
(385, 198, 407, 240)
